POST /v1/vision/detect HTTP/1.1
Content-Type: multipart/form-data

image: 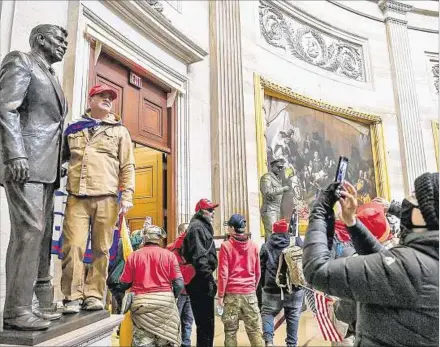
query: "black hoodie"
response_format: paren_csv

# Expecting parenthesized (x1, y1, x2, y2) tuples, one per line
(182, 213, 218, 280)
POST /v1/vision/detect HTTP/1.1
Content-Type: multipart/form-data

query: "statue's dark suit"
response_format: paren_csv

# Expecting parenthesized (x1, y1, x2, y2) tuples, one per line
(0, 50, 67, 318)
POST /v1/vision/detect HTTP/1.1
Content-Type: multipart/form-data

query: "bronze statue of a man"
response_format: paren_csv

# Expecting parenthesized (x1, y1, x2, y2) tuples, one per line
(0, 24, 68, 330)
(260, 158, 289, 240)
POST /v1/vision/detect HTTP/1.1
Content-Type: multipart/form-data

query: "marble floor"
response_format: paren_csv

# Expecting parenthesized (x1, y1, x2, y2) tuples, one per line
(112, 311, 330, 346)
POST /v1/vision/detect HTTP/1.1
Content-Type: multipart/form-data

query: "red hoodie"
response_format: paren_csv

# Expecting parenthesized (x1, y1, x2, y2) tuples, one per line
(217, 236, 261, 298)
(167, 232, 196, 294)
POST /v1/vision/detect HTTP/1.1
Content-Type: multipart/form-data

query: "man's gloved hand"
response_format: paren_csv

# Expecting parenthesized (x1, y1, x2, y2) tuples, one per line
(313, 182, 341, 215)
(119, 201, 133, 216)
(309, 182, 341, 249)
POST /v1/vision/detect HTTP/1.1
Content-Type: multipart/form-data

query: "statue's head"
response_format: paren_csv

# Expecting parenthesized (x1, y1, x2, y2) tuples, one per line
(29, 24, 68, 64)
(270, 158, 285, 176)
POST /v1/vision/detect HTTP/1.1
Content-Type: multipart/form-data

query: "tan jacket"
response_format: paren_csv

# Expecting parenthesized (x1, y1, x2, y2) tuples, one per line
(64, 112, 135, 202)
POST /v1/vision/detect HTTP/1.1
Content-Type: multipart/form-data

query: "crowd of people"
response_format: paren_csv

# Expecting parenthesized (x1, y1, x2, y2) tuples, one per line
(0, 25, 435, 346)
(56, 84, 437, 347)
(110, 172, 438, 347)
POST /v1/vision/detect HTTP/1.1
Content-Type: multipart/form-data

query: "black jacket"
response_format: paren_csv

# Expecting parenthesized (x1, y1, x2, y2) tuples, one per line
(182, 214, 217, 279)
(260, 233, 303, 294)
(303, 198, 439, 347)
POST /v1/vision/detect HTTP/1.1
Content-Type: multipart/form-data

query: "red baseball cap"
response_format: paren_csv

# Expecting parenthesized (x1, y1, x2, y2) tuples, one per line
(195, 199, 219, 212)
(357, 202, 390, 242)
(88, 85, 117, 100)
(335, 202, 391, 243)
(273, 219, 289, 233)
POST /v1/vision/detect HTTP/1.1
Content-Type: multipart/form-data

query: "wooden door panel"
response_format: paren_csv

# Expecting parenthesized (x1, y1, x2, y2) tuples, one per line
(133, 167, 154, 200)
(140, 98, 163, 139)
(126, 147, 163, 231)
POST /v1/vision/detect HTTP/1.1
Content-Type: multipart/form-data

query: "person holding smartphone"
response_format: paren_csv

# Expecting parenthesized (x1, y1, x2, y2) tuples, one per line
(302, 173, 438, 347)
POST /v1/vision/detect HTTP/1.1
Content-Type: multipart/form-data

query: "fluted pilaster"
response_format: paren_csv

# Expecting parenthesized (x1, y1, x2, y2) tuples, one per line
(209, 0, 248, 232)
(379, 0, 427, 192)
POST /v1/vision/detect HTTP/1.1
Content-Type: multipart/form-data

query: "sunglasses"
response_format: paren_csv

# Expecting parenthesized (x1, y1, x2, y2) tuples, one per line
(206, 208, 215, 213)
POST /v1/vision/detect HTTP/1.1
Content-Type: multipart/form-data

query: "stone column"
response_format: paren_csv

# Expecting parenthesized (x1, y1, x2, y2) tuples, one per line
(209, 0, 248, 232)
(379, 0, 427, 192)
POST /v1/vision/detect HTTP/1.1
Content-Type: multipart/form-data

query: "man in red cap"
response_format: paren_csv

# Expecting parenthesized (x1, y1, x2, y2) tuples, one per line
(60, 84, 135, 313)
(182, 198, 219, 347)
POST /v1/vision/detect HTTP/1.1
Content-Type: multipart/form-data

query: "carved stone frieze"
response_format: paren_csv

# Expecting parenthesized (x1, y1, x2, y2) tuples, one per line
(259, 1, 366, 81)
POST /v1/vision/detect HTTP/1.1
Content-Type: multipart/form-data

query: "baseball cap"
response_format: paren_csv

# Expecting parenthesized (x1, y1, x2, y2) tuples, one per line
(273, 219, 289, 233)
(227, 214, 247, 233)
(88, 85, 117, 100)
(195, 198, 219, 212)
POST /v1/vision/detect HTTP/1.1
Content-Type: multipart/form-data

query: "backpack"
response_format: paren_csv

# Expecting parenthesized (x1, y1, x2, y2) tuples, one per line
(167, 232, 196, 285)
(275, 236, 306, 295)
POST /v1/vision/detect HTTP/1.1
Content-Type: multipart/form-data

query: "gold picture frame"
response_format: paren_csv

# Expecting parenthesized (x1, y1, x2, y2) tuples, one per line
(432, 120, 439, 170)
(254, 74, 390, 236)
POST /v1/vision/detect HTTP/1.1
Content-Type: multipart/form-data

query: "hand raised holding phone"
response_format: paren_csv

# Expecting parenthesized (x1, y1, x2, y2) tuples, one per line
(339, 181, 358, 226)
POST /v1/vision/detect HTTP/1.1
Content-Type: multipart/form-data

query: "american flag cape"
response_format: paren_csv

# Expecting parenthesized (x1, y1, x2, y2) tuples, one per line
(304, 287, 343, 342)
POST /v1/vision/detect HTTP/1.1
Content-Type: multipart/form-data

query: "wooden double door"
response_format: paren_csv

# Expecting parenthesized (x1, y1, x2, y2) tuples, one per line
(89, 50, 176, 240)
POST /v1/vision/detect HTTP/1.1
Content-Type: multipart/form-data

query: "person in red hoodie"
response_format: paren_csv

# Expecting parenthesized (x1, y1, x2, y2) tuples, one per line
(218, 214, 264, 347)
(167, 223, 194, 347)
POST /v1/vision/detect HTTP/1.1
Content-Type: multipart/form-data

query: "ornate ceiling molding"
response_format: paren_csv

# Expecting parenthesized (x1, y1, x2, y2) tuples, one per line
(259, 0, 367, 82)
(378, 0, 413, 15)
(102, 0, 208, 64)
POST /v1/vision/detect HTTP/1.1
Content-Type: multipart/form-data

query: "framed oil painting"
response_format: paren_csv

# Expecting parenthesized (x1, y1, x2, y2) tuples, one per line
(254, 75, 390, 235)
(432, 120, 439, 170)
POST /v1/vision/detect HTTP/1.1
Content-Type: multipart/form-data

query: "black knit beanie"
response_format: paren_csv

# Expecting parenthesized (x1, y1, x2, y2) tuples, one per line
(414, 172, 439, 230)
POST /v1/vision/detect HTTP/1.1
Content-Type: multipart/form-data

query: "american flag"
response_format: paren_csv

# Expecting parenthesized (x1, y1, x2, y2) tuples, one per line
(304, 287, 343, 342)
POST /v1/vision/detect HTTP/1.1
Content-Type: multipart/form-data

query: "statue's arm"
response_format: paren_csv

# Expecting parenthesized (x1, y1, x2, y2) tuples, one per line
(0, 52, 32, 163)
(260, 175, 284, 197)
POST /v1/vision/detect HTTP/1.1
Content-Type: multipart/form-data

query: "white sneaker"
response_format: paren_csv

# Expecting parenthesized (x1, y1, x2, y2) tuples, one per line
(61, 300, 81, 314)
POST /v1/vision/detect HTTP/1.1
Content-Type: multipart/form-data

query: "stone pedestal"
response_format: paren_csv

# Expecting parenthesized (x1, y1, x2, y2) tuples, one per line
(209, 0, 249, 231)
(379, 0, 427, 192)
(0, 311, 122, 346)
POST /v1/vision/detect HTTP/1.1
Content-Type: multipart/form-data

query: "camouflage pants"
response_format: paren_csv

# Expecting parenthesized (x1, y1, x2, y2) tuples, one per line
(132, 326, 173, 347)
(221, 293, 264, 347)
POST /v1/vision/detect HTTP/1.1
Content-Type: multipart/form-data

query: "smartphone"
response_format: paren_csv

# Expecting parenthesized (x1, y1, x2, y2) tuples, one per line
(335, 156, 349, 183)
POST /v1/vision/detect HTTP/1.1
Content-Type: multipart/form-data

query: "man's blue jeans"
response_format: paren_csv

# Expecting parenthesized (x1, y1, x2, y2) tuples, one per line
(261, 289, 304, 347)
(177, 294, 194, 347)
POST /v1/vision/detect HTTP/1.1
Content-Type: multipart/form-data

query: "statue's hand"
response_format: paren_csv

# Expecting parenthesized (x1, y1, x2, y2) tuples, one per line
(7, 158, 30, 183)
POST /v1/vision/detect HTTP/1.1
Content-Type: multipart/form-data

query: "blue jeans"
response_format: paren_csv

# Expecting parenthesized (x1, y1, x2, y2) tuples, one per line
(261, 289, 304, 347)
(177, 294, 194, 347)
